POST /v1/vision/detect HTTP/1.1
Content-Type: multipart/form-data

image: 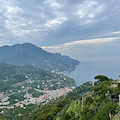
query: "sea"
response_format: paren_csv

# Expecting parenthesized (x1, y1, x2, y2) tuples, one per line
(67, 60, 120, 86)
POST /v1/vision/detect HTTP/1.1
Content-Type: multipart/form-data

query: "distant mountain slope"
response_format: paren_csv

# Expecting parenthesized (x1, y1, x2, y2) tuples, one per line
(0, 43, 80, 73)
(0, 63, 76, 93)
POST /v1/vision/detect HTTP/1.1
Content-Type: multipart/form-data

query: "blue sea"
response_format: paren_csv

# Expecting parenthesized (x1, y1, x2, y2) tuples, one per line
(67, 60, 120, 86)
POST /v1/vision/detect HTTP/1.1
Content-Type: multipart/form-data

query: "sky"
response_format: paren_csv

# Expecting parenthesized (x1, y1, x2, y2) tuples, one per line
(0, 0, 120, 62)
(0, 0, 120, 83)
(0, 0, 120, 47)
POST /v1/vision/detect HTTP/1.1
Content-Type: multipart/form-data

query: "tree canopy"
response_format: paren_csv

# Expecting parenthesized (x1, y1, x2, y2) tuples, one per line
(94, 75, 109, 82)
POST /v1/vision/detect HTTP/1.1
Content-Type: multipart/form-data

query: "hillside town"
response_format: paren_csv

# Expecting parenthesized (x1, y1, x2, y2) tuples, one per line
(0, 87, 73, 109)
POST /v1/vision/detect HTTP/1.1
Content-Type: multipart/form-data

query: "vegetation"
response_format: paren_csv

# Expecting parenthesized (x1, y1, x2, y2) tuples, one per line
(0, 43, 80, 73)
(0, 63, 76, 94)
(94, 75, 109, 82)
(0, 63, 76, 116)
(24, 75, 120, 120)
(24, 81, 93, 120)
(0, 104, 37, 120)
(1, 72, 120, 120)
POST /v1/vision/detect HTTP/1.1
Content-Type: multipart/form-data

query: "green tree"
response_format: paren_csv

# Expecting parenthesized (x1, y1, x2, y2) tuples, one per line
(94, 75, 109, 83)
(95, 102, 118, 120)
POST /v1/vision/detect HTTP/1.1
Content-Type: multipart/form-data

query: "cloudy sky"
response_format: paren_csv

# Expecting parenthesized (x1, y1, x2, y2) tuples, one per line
(0, 0, 120, 83)
(0, 0, 120, 46)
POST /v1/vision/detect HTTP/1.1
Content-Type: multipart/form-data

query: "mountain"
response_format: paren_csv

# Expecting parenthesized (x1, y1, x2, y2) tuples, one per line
(0, 63, 76, 108)
(0, 43, 80, 73)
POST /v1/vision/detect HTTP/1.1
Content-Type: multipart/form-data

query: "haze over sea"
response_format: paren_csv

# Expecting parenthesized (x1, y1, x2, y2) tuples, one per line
(42, 38, 120, 86)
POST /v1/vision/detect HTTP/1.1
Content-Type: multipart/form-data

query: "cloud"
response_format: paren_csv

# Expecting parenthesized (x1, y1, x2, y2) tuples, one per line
(75, 1, 103, 19)
(0, 0, 67, 38)
(44, 0, 63, 9)
(0, 0, 31, 36)
(41, 37, 120, 63)
(42, 37, 120, 51)
(73, 0, 104, 25)
(109, 31, 120, 35)
(43, 0, 67, 30)
(0, 0, 120, 46)
(44, 17, 67, 28)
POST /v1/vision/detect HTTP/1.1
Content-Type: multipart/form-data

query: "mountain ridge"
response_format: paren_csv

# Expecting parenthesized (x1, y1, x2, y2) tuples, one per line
(0, 43, 80, 73)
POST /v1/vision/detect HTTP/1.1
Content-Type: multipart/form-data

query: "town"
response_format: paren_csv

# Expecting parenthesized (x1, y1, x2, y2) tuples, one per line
(0, 87, 73, 110)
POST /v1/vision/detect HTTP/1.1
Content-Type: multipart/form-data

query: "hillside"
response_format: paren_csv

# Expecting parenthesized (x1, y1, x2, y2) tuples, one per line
(0, 63, 76, 111)
(1, 73, 120, 120)
(23, 76, 120, 120)
(0, 43, 80, 73)
(0, 81, 93, 120)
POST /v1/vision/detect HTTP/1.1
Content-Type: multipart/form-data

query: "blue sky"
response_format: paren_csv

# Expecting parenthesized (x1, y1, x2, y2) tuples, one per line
(0, 0, 120, 47)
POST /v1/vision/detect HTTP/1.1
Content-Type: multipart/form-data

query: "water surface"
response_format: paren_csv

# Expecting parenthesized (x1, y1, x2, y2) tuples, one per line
(67, 60, 120, 86)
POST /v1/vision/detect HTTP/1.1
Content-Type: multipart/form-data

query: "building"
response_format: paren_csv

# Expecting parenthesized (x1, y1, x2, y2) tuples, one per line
(117, 75, 120, 83)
